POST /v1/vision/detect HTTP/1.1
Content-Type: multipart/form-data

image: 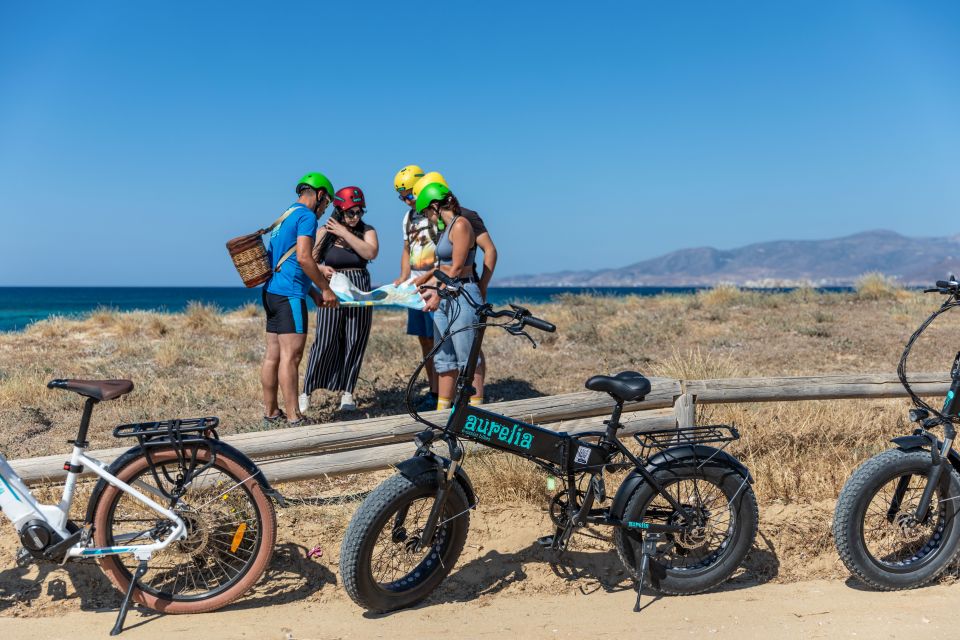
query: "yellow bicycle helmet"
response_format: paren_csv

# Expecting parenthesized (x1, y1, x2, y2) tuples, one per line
(394, 165, 425, 192)
(412, 171, 447, 198)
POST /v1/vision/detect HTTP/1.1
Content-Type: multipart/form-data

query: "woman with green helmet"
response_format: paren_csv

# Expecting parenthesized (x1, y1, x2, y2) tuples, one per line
(416, 182, 482, 411)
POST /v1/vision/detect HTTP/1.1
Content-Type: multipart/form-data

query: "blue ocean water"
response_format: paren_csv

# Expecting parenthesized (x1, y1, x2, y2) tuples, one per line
(0, 286, 853, 332)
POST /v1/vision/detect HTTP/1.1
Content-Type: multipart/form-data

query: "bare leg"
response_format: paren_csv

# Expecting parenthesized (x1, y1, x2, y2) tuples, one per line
(260, 332, 281, 417)
(472, 349, 485, 400)
(438, 370, 457, 400)
(278, 333, 307, 420)
(418, 336, 438, 394)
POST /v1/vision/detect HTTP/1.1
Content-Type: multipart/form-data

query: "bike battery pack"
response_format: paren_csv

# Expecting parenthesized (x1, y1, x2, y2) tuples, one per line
(448, 404, 571, 465)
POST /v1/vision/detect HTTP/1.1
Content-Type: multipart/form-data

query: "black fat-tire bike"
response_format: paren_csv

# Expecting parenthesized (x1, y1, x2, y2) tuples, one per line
(339, 271, 759, 612)
(834, 278, 960, 590)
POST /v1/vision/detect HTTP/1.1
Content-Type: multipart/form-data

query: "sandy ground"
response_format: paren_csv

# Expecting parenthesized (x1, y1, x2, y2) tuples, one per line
(0, 499, 949, 639)
(0, 579, 955, 640)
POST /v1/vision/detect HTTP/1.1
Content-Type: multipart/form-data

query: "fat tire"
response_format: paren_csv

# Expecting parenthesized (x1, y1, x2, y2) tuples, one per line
(91, 447, 277, 614)
(339, 471, 470, 612)
(833, 448, 960, 590)
(613, 462, 758, 595)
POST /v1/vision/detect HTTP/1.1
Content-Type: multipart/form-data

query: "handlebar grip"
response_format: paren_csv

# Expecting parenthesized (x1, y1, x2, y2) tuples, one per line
(525, 316, 556, 333)
(433, 270, 456, 287)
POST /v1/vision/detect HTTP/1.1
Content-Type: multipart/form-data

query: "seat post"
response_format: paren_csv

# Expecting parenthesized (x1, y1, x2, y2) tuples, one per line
(605, 399, 624, 439)
(74, 397, 97, 447)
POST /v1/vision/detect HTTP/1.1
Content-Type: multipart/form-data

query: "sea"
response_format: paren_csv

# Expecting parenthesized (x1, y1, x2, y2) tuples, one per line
(0, 286, 853, 333)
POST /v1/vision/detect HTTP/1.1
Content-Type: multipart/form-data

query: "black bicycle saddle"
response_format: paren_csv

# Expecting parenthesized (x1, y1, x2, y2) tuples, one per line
(584, 370, 651, 402)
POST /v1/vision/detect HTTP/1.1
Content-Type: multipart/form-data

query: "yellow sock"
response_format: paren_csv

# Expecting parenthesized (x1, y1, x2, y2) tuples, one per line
(436, 396, 452, 411)
(469, 395, 484, 406)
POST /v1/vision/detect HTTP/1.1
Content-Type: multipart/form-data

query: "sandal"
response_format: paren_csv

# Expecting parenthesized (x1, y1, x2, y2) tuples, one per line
(262, 410, 286, 429)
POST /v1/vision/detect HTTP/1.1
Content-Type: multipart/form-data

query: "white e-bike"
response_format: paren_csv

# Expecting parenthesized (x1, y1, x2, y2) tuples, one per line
(0, 379, 279, 634)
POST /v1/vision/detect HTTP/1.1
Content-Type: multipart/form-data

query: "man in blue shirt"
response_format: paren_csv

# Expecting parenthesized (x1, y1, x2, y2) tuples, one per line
(261, 172, 338, 426)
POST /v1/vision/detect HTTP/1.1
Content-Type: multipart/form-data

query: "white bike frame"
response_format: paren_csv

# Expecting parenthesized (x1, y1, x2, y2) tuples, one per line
(0, 443, 186, 562)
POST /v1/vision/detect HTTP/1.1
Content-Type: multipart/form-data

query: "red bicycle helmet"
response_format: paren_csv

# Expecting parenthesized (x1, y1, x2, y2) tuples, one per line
(334, 186, 365, 211)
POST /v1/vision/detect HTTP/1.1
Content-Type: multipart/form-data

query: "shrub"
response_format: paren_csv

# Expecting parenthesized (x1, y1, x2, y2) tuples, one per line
(698, 283, 745, 308)
(184, 301, 222, 331)
(855, 272, 901, 300)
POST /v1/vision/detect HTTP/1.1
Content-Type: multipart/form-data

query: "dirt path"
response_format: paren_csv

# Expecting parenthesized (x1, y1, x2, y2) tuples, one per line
(0, 500, 940, 639)
(1, 578, 954, 640)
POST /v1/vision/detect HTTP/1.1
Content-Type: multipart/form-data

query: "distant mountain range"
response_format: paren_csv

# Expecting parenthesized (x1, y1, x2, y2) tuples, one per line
(496, 230, 960, 287)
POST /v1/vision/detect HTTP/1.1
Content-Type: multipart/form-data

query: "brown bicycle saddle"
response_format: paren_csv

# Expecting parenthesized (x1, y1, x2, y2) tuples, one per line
(47, 379, 134, 402)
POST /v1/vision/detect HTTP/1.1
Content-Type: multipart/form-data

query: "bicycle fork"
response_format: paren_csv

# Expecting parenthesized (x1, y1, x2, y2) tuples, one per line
(915, 433, 954, 523)
(417, 465, 457, 550)
(886, 430, 955, 525)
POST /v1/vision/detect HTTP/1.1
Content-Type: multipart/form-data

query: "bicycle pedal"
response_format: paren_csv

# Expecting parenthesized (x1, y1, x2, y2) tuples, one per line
(15, 547, 34, 568)
(536, 535, 556, 548)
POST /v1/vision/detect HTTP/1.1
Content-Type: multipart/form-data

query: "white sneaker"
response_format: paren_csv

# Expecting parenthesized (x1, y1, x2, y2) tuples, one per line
(339, 392, 357, 411)
(298, 393, 310, 414)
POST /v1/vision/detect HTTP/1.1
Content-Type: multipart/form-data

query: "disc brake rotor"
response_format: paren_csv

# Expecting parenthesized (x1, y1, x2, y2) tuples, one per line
(670, 507, 711, 551)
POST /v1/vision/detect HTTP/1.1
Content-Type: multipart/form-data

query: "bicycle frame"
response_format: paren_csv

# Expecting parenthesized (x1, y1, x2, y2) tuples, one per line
(890, 282, 960, 522)
(0, 443, 186, 562)
(408, 284, 714, 544)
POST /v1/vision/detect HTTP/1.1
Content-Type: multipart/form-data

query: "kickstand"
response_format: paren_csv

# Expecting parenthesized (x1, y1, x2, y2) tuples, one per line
(633, 533, 663, 613)
(111, 559, 148, 636)
(537, 523, 571, 551)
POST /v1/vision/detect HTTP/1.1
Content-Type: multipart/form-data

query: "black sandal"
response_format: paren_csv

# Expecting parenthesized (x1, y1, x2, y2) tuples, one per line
(262, 410, 286, 429)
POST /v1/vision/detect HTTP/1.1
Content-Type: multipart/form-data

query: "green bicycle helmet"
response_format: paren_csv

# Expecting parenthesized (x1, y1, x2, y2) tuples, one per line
(296, 171, 334, 196)
(415, 182, 452, 213)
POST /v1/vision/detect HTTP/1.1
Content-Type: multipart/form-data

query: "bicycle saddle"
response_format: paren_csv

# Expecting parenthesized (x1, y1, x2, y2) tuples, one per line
(47, 378, 134, 402)
(584, 370, 651, 402)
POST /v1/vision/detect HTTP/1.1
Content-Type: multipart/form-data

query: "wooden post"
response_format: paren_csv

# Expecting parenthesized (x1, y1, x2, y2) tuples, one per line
(673, 392, 695, 428)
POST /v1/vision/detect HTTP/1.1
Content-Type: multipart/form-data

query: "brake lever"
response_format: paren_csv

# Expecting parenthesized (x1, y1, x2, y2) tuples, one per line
(505, 325, 537, 348)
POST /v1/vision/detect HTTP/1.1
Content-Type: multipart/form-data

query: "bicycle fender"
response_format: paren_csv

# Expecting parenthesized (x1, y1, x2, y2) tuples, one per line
(609, 445, 752, 523)
(892, 435, 960, 474)
(395, 454, 477, 508)
(84, 440, 279, 524)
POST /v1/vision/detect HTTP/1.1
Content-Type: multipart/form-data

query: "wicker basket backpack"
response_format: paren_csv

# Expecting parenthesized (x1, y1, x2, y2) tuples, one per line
(225, 206, 304, 288)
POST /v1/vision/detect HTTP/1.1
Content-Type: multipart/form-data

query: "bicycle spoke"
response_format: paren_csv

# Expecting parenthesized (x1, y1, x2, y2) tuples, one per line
(106, 460, 263, 600)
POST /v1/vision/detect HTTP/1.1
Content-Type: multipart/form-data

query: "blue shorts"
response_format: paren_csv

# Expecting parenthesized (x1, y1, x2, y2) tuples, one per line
(406, 309, 435, 338)
(262, 290, 308, 335)
(433, 282, 482, 374)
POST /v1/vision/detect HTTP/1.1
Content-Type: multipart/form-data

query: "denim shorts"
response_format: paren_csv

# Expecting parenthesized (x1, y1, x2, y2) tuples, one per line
(433, 282, 482, 374)
(406, 308, 435, 338)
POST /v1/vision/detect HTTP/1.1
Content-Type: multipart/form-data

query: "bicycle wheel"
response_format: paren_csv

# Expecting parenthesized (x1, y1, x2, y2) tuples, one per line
(91, 447, 277, 614)
(833, 448, 960, 590)
(613, 461, 758, 594)
(339, 471, 470, 612)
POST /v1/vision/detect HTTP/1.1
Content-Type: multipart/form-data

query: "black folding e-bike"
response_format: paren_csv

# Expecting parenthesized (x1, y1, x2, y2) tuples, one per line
(339, 272, 759, 612)
(834, 277, 960, 589)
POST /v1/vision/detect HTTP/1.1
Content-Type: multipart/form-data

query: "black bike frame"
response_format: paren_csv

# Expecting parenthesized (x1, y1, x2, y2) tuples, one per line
(413, 289, 695, 544)
(891, 281, 960, 523)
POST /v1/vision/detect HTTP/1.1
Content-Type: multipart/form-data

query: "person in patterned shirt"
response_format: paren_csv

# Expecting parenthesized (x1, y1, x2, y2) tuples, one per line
(393, 165, 440, 410)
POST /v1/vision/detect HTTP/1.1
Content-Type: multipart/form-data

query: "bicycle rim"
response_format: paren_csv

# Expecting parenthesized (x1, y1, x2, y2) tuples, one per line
(102, 458, 265, 601)
(860, 471, 950, 572)
(639, 476, 738, 573)
(369, 494, 455, 593)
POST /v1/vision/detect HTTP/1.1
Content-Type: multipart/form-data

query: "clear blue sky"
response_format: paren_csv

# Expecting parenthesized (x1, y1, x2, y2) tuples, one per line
(2, 1, 958, 286)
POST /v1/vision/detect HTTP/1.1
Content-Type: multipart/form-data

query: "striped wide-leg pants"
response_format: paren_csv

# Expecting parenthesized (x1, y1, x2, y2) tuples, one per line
(303, 269, 373, 395)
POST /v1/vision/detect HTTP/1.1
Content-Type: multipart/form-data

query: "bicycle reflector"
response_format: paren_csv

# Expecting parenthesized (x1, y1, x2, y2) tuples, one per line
(230, 523, 247, 553)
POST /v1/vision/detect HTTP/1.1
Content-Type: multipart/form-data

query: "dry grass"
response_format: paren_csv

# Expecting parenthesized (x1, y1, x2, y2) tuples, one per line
(3, 289, 960, 586)
(855, 271, 904, 300)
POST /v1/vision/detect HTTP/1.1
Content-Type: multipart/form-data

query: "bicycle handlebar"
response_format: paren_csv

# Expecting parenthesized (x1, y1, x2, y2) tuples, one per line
(427, 269, 556, 332)
(925, 277, 960, 295)
(524, 315, 556, 333)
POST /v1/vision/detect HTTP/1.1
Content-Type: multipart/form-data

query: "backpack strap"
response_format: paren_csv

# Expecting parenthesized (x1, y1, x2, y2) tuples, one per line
(267, 205, 305, 273)
(259, 205, 300, 235)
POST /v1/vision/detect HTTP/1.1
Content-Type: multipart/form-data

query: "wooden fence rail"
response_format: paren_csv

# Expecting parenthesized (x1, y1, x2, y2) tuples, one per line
(10, 372, 951, 486)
